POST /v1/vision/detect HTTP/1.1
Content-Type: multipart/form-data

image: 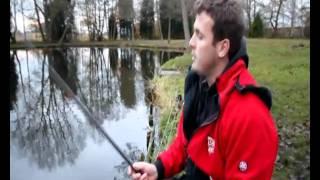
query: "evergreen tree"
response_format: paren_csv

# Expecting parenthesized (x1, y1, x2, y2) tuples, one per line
(140, 0, 154, 39)
(249, 13, 264, 38)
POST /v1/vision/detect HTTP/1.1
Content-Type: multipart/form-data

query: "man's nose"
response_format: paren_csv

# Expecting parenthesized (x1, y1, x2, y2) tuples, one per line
(189, 34, 195, 49)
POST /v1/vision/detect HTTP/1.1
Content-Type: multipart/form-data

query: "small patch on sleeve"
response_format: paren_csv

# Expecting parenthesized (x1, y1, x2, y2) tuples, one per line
(238, 161, 248, 172)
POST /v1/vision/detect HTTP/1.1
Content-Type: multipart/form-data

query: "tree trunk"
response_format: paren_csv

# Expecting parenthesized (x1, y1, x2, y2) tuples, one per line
(33, 0, 46, 41)
(131, 22, 135, 40)
(253, 0, 256, 20)
(20, 0, 27, 41)
(156, 0, 163, 40)
(168, 16, 171, 44)
(116, 15, 120, 40)
(113, 21, 116, 40)
(180, 0, 190, 47)
(245, 0, 252, 30)
(10, 8, 15, 43)
(289, 0, 297, 38)
(159, 19, 163, 40)
(13, 0, 18, 42)
(43, 0, 51, 42)
(273, 0, 284, 37)
(58, 25, 70, 44)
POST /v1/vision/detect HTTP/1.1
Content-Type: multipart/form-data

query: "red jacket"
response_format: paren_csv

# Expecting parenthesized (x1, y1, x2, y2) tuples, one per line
(156, 59, 279, 179)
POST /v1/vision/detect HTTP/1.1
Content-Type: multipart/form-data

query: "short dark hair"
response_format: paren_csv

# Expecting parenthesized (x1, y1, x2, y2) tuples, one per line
(193, 0, 245, 58)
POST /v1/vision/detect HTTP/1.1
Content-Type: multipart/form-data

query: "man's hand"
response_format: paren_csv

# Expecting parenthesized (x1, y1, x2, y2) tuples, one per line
(127, 162, 158, 180)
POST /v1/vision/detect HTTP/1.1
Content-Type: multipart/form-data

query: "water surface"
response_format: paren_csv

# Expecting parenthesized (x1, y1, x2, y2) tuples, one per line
(10, 47, 182, 180)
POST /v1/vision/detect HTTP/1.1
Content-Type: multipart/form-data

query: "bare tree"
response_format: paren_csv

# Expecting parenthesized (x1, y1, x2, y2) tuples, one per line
(19, 0, 27, 41)
(155, 0, 163, 40)
(242, 0, 261, 31)
(11, 0, 18, 43)
(10, 8, 16, 43)
(260, 0, 285, 37)
(288, 0, 297, 37)
(273, 0, 285, 36)
(180, 0, 190, 47)
(298, 4, 309, 38)
(279, 0, 298, 37)
(79, 0, 108, 41)
(57, 1, 76, 44)
(253, 0, 258, 20)
(243, 0, 253, 29)
(33, 0, 47, 41)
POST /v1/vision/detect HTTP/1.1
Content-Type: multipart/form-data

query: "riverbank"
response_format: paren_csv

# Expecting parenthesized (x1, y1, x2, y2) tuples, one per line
(10, 40, 186, 52)
(150, 38, 309, 179)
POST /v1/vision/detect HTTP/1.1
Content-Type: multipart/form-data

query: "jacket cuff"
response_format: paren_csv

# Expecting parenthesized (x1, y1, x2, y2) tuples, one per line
(154, 159, 164, 180)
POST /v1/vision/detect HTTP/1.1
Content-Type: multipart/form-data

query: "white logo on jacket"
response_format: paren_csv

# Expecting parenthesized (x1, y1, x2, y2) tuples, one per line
(207, 136, 215, 154)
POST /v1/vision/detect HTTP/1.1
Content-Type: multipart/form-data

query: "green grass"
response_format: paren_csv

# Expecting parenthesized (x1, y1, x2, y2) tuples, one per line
(161, 54, 192, 71)
(151, 38, 310, 179)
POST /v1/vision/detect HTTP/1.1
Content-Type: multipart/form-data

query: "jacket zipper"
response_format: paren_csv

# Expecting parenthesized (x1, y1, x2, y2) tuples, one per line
(191, 111, 219, 137)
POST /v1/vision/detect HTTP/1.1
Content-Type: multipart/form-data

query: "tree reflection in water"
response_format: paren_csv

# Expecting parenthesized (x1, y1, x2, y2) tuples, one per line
(119, 48, 137, 108)
(10, 48, 86, 171)
(10, 52, 18, 110)
(79, 47, 125, 124)
(10, 47, 183, 178)
(140, 50, 156, 81)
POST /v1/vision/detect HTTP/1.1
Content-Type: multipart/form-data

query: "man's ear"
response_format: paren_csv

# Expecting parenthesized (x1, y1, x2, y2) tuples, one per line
(217, 39, 230, 58)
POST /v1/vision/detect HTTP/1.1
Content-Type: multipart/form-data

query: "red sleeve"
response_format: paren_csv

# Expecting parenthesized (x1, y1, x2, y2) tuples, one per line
(157, 111, 188, 178)
(221, 94, 279, 179)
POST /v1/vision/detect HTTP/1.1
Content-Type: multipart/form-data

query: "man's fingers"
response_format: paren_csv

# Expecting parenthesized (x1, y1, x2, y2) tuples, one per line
(132, 173, 141, 180)
(139, 173, 147, 180)
(132, 162, 144, 169)
(128, 162, 150, 179)
(132, 162, 146, 172)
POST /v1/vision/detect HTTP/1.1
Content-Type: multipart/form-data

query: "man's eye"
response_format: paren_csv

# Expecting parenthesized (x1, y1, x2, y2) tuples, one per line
(197, 34, 203, 40)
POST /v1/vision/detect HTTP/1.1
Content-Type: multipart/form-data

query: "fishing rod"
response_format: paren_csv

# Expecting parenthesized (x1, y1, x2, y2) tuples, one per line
(44, 60, 141, 173)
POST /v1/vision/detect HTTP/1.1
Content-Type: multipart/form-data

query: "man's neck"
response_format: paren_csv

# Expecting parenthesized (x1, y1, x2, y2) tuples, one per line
(206, 59, 228, 87)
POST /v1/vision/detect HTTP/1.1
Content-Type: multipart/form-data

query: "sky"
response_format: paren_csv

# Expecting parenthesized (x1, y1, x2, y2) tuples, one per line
(11, 0, 310, 34)
(12, 0, 141, 33)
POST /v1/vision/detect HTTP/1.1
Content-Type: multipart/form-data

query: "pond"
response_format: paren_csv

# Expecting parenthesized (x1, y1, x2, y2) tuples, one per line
(10, 47, 183, 180)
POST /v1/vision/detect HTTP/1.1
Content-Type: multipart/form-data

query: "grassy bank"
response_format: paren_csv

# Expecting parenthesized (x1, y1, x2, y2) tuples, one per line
(151, 38, 310, 179)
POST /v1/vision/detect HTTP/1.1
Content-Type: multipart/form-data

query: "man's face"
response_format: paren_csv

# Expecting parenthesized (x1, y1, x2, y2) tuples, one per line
(189, 11, 219, 76)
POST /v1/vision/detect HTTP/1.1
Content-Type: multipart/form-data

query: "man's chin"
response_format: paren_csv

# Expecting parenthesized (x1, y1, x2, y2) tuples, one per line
(191, 62, 198, 71)
(191, 63, 205, 76)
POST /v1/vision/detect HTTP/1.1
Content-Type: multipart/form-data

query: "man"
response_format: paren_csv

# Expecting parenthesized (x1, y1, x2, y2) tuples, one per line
(128, 0, 278, 179)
